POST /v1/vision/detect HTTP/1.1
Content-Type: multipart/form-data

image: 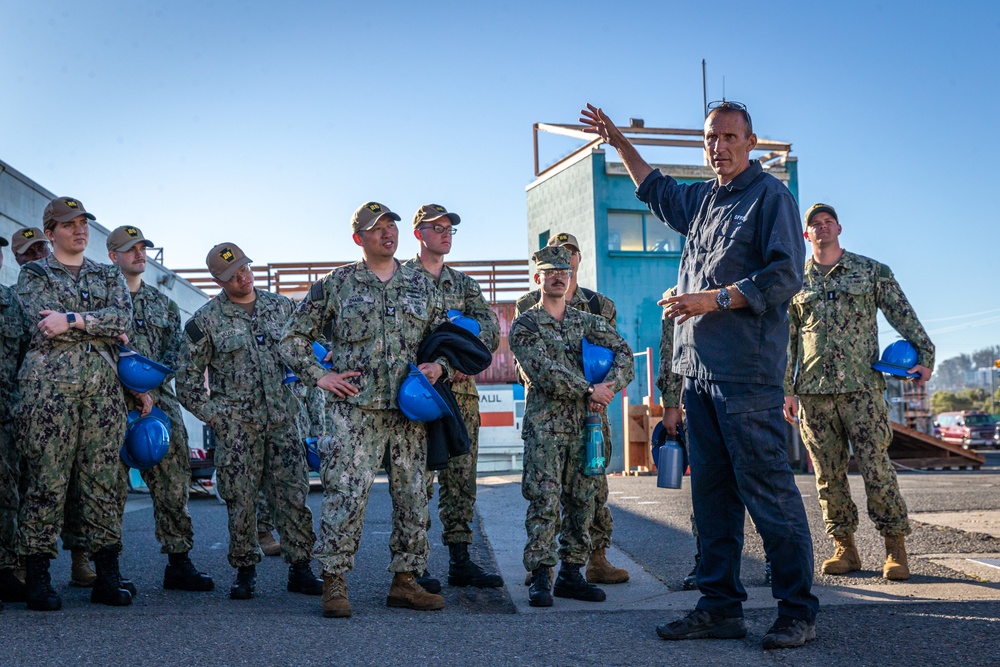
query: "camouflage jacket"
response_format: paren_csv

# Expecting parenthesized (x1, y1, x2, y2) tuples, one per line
(280, 261, 448, 410)
(177, 288, 296, 426)
(0, 284, 30, 424)
(656, 286, 683, 409)
(15, 255, 131, 386)
(510, 303, 634, 439)
(288, 382, 327, 439)
(785, 251, 935, 395)
(403, 257, 500, 397)
(126, 280, 183, 399)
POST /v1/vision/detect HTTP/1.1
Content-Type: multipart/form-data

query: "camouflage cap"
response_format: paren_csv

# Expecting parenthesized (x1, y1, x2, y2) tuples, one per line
(351, 201, 401, 233)
(107, 225, 155, 252)
(532, 245, 572, 271)
(43, 197, 96, 230)
(206, 242, 252, 281)
(804, 203, 838, 227)
(546, 232, 581, 252)
(10, 227, 47, 255)
(412, 204, 461, 229)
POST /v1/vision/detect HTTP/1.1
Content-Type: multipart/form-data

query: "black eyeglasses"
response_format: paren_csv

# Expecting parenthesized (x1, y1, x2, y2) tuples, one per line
(707, 100, 753, 133)
(419, 224, 458, 236)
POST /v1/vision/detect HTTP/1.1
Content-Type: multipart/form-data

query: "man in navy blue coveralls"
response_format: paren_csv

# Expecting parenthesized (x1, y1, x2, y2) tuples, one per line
(581, 102, 818, 650)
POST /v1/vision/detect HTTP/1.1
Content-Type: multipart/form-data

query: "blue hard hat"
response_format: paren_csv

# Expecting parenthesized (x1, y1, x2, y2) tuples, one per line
(120, 407, 171, 471)
(447, 309, 481, 337)
(313, 341, 333, 370)
(117, 346, 175, 393)
(305, 436, 321, 473)
(872, 340, 920, 379)
(397, 363, 454, 422)
(282, 367, 299, 384)
(581, 337, 614, 384)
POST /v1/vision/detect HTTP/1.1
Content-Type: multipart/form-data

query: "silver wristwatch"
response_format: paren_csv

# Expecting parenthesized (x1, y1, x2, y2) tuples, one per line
(716, 287, 731, 310)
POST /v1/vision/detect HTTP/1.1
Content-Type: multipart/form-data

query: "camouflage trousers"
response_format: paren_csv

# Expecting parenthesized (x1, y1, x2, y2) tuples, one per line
(316, 402, 429, 576)
(213, 415, 316, 567)
(798, 388, 911, 537)
(425, 392, 480, 546)
(16, 375, 127, 557)
(0, 422, 18, 569)
(256, 492, 275, 533)
(522, 431, 599, 571)
(113, 393, 195, 554)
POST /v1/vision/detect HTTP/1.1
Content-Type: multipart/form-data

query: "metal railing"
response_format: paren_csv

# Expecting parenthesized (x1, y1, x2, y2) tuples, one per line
(172, 259, 531, 303)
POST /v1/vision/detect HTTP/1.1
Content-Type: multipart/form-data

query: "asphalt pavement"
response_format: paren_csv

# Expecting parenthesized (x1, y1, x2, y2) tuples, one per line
(2, 461, 999, 667)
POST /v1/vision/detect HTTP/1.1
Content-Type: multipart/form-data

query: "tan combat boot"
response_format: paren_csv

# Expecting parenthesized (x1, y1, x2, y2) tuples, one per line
(523, 565, 553, 586)
(585, 547, 630, 584)
(820, 534, 862, 575)
(70, 548, 97, 587)
(386, 572, 445, 611)
(322, 572, 351, 618)
(883, 535, 910, 580)
(258, 530, 281, 557)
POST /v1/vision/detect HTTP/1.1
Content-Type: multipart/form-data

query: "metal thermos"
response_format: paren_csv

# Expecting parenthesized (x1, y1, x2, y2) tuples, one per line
(583, 412, 606, 476)
(657, 438, 684, 489)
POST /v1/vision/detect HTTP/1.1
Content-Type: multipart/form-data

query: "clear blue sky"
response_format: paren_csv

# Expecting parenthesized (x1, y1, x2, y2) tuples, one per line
(2, 1, 997, 363)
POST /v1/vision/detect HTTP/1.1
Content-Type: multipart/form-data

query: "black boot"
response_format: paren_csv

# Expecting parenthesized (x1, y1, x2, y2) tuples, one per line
(230, 565, 256, 600)
(416, 569, 441, 594)
(553, 562, 606, 602)
(91, 545, 133, 606)
(24, 555, 61, 611)
(447, 543, 503, 588)
(528, 566, 553, 607)
(0, 567, 27, 603)
(287, 560, 323, 595)
(682, 539, 701, 591)
(164, 553, 215, 592)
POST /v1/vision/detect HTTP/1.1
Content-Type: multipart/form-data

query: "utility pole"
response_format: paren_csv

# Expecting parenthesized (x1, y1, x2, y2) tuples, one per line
(993, 359, 999, 414)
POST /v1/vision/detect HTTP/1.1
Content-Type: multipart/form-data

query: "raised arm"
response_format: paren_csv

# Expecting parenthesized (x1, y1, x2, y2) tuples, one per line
(581, 103, 654, 187)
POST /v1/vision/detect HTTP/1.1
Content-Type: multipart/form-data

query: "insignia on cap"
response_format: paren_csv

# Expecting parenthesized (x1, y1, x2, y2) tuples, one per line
(557, 234, 569, 242)
(21, 229, 35, 239)
(367, 203, 382, 213)
(64, 199, 80, 209)
(433, 205, 446, 212)
(219, 247, 235, 263)
(126, 227, 139, 237)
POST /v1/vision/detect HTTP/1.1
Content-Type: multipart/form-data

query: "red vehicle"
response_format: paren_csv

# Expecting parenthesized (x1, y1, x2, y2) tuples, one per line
(934, 411, 995, 449)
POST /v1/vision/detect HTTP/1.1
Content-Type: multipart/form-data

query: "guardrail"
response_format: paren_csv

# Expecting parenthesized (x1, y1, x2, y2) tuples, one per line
(172, 259, 531, 303)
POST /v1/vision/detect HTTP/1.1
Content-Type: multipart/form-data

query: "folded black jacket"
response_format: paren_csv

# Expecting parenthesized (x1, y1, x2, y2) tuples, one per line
(416, 322, 493, 470)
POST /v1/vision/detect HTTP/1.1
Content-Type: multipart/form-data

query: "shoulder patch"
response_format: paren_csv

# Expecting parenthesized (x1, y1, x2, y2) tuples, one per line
(184, 320, 205, 343)
(309, 281, 324, 302)
(511, 313, 540, 335)
(878, 263, 892, 279)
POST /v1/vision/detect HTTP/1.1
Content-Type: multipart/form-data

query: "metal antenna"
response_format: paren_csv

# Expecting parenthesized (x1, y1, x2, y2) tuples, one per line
(722, 76, 726, 101)
(701, 59, 707, 118)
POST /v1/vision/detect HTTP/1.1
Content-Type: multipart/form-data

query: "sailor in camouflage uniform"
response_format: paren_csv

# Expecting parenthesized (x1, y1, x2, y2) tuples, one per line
(0, 235, 30, 607)
(106, 225, 214, 592)
(404, 204, 503, 591)
(516, 232, 629, 586)
(783, 203, 934, 581)
(176, 242, 322, 601)
(15, 197, 133, 610)
(280, 202, 449, 618)
(510, 245, 634, 608)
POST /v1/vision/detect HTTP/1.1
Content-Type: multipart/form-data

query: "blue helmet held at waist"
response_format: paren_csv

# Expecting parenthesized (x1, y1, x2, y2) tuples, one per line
(305, 436, 321, 473)
(120, 407, 171, 471)
(872, 340, 920, 379)
(398, 363, 453, 422)
(581, 336, 614, 384)
(117, 345, 175, 393)
(447, 309, 481, 337)
(313, 341, 334, 370)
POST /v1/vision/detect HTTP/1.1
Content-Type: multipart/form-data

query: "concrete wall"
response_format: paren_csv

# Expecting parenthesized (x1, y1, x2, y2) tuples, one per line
(0, 158, 211, 448)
